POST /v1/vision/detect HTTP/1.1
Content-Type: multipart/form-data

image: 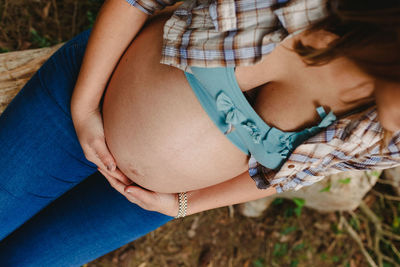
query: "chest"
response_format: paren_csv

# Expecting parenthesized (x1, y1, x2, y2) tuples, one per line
(233, 41, 374, 132)
(242, 84, 322, 132)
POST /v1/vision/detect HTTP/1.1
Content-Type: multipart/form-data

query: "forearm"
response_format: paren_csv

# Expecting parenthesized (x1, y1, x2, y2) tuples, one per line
(70, 0, 148, 114)
(185, 171, 277, 216)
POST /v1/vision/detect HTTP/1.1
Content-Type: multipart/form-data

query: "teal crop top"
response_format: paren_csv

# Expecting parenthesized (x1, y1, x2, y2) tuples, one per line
(184, 66, 338, 171)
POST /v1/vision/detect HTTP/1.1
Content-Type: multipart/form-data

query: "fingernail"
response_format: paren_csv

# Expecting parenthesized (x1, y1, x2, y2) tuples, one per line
(126, 187, 134, 193)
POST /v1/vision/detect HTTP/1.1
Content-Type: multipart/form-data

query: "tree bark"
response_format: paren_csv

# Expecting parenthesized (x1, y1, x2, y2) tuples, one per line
(0, 44, 63, 114)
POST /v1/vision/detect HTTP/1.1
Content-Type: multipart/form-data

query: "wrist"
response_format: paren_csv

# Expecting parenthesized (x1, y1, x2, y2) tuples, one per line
(169, 193, 180, 217)
(71, 89, 103, 115)
(70, 102, 100, 121)
(71, 98, 100, 115)
(174, 192, 188, 218)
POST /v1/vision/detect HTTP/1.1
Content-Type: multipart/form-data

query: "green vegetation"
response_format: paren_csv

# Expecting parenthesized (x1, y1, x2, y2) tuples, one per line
(30, 28, 52, 48)
(338, 177, 352, 184)
(320, 182, 332, 192)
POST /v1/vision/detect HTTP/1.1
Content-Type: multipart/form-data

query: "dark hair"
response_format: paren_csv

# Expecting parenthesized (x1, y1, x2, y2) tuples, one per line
(292, 0, 400, 83)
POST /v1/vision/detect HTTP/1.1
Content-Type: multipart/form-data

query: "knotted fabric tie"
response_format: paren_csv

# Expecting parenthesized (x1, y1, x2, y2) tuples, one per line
(216, 91, 247, 134)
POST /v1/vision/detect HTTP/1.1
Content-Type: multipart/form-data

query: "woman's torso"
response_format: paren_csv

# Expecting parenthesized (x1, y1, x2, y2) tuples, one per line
(101, 13, 374, 193)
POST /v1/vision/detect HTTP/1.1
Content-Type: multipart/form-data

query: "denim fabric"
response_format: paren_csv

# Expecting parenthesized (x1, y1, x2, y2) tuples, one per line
(0, 29, 173, 266)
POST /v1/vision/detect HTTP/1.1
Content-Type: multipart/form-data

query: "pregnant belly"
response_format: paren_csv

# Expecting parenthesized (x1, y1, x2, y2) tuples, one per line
(101, 13, 248, 193)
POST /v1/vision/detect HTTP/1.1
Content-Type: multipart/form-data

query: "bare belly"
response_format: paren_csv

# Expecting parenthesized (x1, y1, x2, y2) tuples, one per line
(102, 14, 249, 193)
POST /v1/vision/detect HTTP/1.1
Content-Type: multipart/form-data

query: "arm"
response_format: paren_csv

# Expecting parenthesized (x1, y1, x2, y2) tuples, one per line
(70, 0, 148, 114)
(69, 0, 150, 178)
(98, 168, 278, 217)
(184, 171, 277, 216)
(70, 0, 177, 178)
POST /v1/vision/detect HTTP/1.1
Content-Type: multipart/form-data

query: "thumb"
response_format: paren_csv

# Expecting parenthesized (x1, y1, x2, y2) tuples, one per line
(125, 186, 155, 202)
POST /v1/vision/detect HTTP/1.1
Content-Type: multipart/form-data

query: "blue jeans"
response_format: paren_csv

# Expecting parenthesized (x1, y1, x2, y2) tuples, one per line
(0, 29, 173, 266)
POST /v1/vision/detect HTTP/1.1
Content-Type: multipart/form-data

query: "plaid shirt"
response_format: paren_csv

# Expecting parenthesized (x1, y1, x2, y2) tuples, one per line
(125, 0, 400, 193)
(126, 0, 328, 72)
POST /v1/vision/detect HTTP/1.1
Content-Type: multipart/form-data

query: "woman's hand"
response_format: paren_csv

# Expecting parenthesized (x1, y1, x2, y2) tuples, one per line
(98, 167, 179, 217)
(71, 107, 131, 184)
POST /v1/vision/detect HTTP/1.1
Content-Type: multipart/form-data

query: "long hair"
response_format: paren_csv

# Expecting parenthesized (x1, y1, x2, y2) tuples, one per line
(293, 0, 400, 82)
(290, 0, 400, 150)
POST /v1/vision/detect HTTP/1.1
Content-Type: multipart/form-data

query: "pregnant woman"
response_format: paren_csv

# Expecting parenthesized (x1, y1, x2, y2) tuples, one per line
(0, 0, 399, 265)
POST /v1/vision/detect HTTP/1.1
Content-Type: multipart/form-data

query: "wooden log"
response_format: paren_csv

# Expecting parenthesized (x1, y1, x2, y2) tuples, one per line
(239, 170, 381, 217)
(0, 44, 63, 114)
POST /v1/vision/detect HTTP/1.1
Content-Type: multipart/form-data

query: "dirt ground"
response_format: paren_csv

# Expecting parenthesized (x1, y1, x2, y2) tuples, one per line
(1, 1, 400, 266)
(85, 182, 400, 267)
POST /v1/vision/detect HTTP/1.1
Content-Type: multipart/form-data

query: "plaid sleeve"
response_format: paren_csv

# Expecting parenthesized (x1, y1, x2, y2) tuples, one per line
(125, 0, 179, 15)
(249, 106, 400, 193)
(321, 110, 400, 173)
